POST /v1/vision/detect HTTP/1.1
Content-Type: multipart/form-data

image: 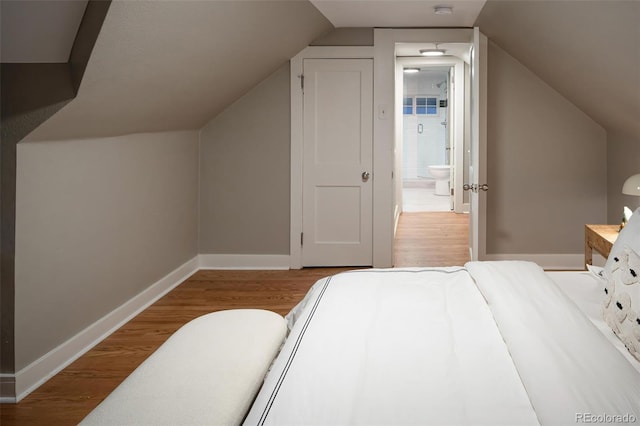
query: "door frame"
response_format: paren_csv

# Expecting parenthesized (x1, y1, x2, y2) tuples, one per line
(468, 27, 488, 261)
(290, 46, 374, 269)
(374, 28, 483, 266)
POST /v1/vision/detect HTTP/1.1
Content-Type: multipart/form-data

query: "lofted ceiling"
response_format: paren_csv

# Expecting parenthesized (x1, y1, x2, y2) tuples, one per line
(476, 0, 640, 139)
(1, 0, 88, 63)
(24, 0, 333, 142)
(7, 0, 639, 142)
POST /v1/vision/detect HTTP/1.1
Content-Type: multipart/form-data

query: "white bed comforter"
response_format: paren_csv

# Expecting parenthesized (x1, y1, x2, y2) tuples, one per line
(466, 261, 640, 425)
(244, 262, 640, 426)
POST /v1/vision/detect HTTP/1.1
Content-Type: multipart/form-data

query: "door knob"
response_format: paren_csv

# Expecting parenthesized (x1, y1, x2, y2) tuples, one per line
(362, 171, 370, 182)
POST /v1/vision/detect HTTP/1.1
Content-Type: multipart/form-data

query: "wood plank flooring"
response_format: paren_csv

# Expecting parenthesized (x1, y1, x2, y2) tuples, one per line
(394, 212, 470, 267)
(0, 211, 468, 425)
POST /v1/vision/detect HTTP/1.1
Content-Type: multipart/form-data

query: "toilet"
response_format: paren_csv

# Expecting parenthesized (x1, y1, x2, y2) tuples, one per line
(428, 165, 451, 196)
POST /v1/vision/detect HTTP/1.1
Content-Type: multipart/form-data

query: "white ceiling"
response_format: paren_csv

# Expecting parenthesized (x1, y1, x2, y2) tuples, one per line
(310, 0, 482, 61)
(0, 0, 88, 63)
(309, 0, 486, 28)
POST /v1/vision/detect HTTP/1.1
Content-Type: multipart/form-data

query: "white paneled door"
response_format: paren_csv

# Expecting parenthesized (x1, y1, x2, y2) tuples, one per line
(301, 59, 373, 266)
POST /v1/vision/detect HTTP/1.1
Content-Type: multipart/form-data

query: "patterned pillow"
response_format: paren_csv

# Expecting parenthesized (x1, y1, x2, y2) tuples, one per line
(604, 207, 640, 279)
(602, 247, 640, 361)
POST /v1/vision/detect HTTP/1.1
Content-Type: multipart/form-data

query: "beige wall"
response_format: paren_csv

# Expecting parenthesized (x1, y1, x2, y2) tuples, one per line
(199, 63, 290, 255)
(15, 131, 199, 370)
(486, 42, 607, 255)
(196, 37, 610, 258)
(607, 131, 640, 222)
(8, 30, 620, 387)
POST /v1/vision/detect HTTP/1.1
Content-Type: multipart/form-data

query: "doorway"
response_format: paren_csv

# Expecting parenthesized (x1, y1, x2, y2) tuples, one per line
(395, 55, 467, 217)
(392, 42, 477, 267)
(401, 67, 452, 212)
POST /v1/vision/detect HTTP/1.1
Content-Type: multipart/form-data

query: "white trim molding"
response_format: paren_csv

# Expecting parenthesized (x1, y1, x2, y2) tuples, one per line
(13, 257, 200, 402)
(483, 253, 585, 270)
(1, 374, 16, 403)
(198, 254, 290, 270)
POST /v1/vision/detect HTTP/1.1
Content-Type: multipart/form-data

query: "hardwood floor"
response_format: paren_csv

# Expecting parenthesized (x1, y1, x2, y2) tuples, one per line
(0, 211, 468, 425)
(394, 211, 470, 267)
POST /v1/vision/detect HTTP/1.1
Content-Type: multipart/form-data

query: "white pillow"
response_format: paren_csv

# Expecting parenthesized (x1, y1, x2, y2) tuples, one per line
(602, 247, 640, 361)
(604, 207, 640, 280)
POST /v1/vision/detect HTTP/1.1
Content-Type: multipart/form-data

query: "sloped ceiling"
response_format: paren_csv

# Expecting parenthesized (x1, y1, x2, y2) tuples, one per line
(25, 0, 332, 142)
(21, 1, 639, 143)
(1, 0, 88, 63)
(476, 0, 640, 139)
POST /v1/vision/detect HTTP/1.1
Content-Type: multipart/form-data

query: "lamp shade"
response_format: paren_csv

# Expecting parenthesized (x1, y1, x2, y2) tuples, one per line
(622, 174, 640, 195)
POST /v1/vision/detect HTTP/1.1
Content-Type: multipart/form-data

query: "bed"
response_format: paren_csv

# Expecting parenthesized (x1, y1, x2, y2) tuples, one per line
(244, 213, 640, 426)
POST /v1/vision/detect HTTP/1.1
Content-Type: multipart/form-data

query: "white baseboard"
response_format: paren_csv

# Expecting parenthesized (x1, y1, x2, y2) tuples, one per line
(1, 374, 16, 403)
(198, 254, 290, 270)
(482, 253, 584, 270)
(14, 256, 200, 402)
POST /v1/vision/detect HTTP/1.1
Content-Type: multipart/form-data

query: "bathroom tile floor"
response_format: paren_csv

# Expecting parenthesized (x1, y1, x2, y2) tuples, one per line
(403, 179, 451, 212)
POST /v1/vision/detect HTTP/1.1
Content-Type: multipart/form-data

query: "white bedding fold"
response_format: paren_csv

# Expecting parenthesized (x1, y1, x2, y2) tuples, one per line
(466, 261, 640, 426)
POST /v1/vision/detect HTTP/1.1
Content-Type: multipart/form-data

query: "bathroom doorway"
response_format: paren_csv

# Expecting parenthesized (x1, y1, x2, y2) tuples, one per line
(402, 67, 452, 212)
(395, 54, 468, 217)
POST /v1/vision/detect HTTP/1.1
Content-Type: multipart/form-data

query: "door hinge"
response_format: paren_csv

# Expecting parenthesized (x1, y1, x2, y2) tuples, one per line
(300, 232, 304, 246)
(450, 187, 454, 196)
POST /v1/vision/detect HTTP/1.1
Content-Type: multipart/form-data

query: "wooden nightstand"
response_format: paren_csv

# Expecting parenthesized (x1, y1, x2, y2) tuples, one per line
(584, 224, 619, 268)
